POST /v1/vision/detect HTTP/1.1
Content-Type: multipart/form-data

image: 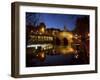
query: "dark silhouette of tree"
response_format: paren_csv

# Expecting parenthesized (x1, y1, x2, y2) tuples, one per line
(38, 22, 46, 28)
(74, 16, 89, 35)
(73, 16, 90, 64)
(26, 13, 40, 26)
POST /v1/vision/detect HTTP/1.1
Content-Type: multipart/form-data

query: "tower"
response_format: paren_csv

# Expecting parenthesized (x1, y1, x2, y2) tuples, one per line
(64, 25, 67, 31)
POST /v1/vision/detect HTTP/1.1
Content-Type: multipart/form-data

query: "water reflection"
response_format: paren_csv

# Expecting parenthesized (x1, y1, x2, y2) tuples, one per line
(26, 43, 89, 67)
(27, 44, 75, 55)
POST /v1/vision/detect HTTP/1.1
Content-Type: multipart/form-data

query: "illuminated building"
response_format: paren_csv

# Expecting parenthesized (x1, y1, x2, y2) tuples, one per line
(26, 23, 74, 54)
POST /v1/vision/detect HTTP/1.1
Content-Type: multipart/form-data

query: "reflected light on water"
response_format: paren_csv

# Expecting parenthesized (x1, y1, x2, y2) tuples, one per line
(55, 46, 74, 55)
(36, 51, 45, 61)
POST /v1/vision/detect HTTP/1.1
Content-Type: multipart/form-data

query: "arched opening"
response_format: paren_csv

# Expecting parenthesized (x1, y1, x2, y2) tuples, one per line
(63, 38, 68, 46)
(55, 38, 61, 45)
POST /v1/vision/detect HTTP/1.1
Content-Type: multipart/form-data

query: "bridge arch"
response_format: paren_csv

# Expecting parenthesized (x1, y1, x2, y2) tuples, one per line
(55, 31, 73, 47)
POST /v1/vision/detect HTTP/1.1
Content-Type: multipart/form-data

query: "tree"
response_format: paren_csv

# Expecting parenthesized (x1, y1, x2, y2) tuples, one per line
(26, 13, 40, 26)
(73, 16, 90, 64)
(74, 16, 89, 35)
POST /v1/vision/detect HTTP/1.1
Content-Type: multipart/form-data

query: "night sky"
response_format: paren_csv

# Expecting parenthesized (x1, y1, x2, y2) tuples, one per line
(26, 12, 88, 31)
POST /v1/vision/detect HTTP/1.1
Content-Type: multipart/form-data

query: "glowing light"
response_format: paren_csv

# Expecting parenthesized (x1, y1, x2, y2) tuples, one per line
(56, 46, 74, 55)
(41, 52, 45, 58)
(31, 30, 33, 33)
(75, 54, 79, 59)
(60, 31, 73, 39)
(40, 27, 45, 33)
(69, 47, 74, 52)
(88, 33, 90, 37)
(74, 36, 78, 39)
(68, 34, 73, 38)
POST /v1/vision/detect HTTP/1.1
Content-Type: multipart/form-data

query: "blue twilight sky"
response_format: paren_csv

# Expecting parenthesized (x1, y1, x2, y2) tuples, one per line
(26, 12, 89, 31)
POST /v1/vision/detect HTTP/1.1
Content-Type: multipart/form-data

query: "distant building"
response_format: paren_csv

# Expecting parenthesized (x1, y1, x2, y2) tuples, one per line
(38, 22, 46, 34)
(46, 28, 60, 36)
(26, 23, 73, 48)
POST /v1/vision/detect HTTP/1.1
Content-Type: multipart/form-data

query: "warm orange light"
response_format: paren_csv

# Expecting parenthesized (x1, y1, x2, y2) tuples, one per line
(69, 47, 74, 52)
(56, 46, 74, 55)
(68, 34, 73, 38)
(60, 47, 74, 54)
(40, 27, 45, 33)
(41, 52, 45, 58)
(74, 36, 78, 39)
(61, 32, 73, 39)
(88, 33, 90, 37)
